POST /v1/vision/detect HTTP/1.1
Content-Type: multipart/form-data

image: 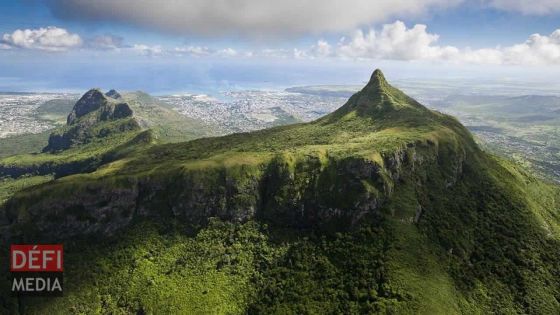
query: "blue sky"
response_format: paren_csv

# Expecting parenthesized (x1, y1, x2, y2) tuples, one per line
(1, 0, 560, 93)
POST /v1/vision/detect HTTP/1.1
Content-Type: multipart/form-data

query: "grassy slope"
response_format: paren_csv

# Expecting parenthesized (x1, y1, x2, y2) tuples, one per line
(1, 128, 148, 169)
(0, 131, 51, 158)
(0, 90, 215, 206)
(123, 91, 215, 143)
(0, 175, 54, 205)
(1, 71, 559, 314)
(35, 97, 78, 124)
(0, 129, 152, 210)
(0, 90, 213, 160)
(0, 97, 78, 158)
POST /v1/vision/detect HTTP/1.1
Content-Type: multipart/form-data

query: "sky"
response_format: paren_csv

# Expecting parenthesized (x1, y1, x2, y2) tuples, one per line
(1, 0, 560, 93)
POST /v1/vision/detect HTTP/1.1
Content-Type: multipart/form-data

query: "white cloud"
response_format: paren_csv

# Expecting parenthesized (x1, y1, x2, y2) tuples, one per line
(294, 41, 333, 59)
(460, 48, 504, 64)
(309, 40, 332, 58)
(300, 21, 560, 66)
(293, 48, 308, 59)
(3, 21, 556, 67)
(501, 30, 560, 65)
(217, 48, 238, 57)
(173, 46, 239, 58)
(129, 23, 560, 66)
(1, 26, 82, 51)
(174, 46, 212, 57)
(46, 0, 461, 37)
(485, 0, 560, 15)
(255, 48, 293, 58)
(336, 21, 459, 60)
(132, 44, 163, 56)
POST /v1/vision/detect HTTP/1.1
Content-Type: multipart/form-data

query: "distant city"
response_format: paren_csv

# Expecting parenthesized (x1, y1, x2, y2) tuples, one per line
(0, 93, 72, 137)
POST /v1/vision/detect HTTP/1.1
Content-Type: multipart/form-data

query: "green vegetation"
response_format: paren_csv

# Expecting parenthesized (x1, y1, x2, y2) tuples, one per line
(0, 70, 559, 314)
(0, 219, 407, 314)
(0, 175, 53, 205)
(122, 91, 214, 143)
(440, 94, 560, 182)
(34, 97, 78, 124)
(0, 88, 213, 195)
(1, 129, 152, 177)
(0, 131, 50, 158)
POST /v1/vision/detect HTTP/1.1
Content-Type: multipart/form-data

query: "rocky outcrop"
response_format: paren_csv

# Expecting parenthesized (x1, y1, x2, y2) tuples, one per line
(44, 89, 137, 152)
(105, 89, 122, 99)
(67, 89, 108, 125)
(112, 102, 133, 118)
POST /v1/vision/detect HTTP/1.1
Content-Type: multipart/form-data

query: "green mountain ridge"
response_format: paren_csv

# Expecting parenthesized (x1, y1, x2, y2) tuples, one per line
(2, 69, 473, 237)
(1, 70, 559, 314)
(0, 88, 215, 182)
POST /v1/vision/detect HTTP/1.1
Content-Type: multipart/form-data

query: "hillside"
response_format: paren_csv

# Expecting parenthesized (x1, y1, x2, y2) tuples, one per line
(120, 90, 215, 143)
(1, 70, 559, 314)
(0, 89, 216, 203)
(34, 97, 79, 124)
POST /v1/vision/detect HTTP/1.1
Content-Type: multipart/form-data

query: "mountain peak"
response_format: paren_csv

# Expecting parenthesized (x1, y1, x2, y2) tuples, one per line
(45, 88, 137, 152)
(362, 69, 391, 96)
(369, 69, 387, 86)
(327, 68, 426, 120)
(106, 89, 122, 99)
(67, 89, 108, 124)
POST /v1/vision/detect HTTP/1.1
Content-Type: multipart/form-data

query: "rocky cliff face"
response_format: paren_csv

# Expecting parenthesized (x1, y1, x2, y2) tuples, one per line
(44, 88, 138, 152)
(1, 132, 467, 242)
(105, 89, 122, 99)
(67, 89, 108, 124)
